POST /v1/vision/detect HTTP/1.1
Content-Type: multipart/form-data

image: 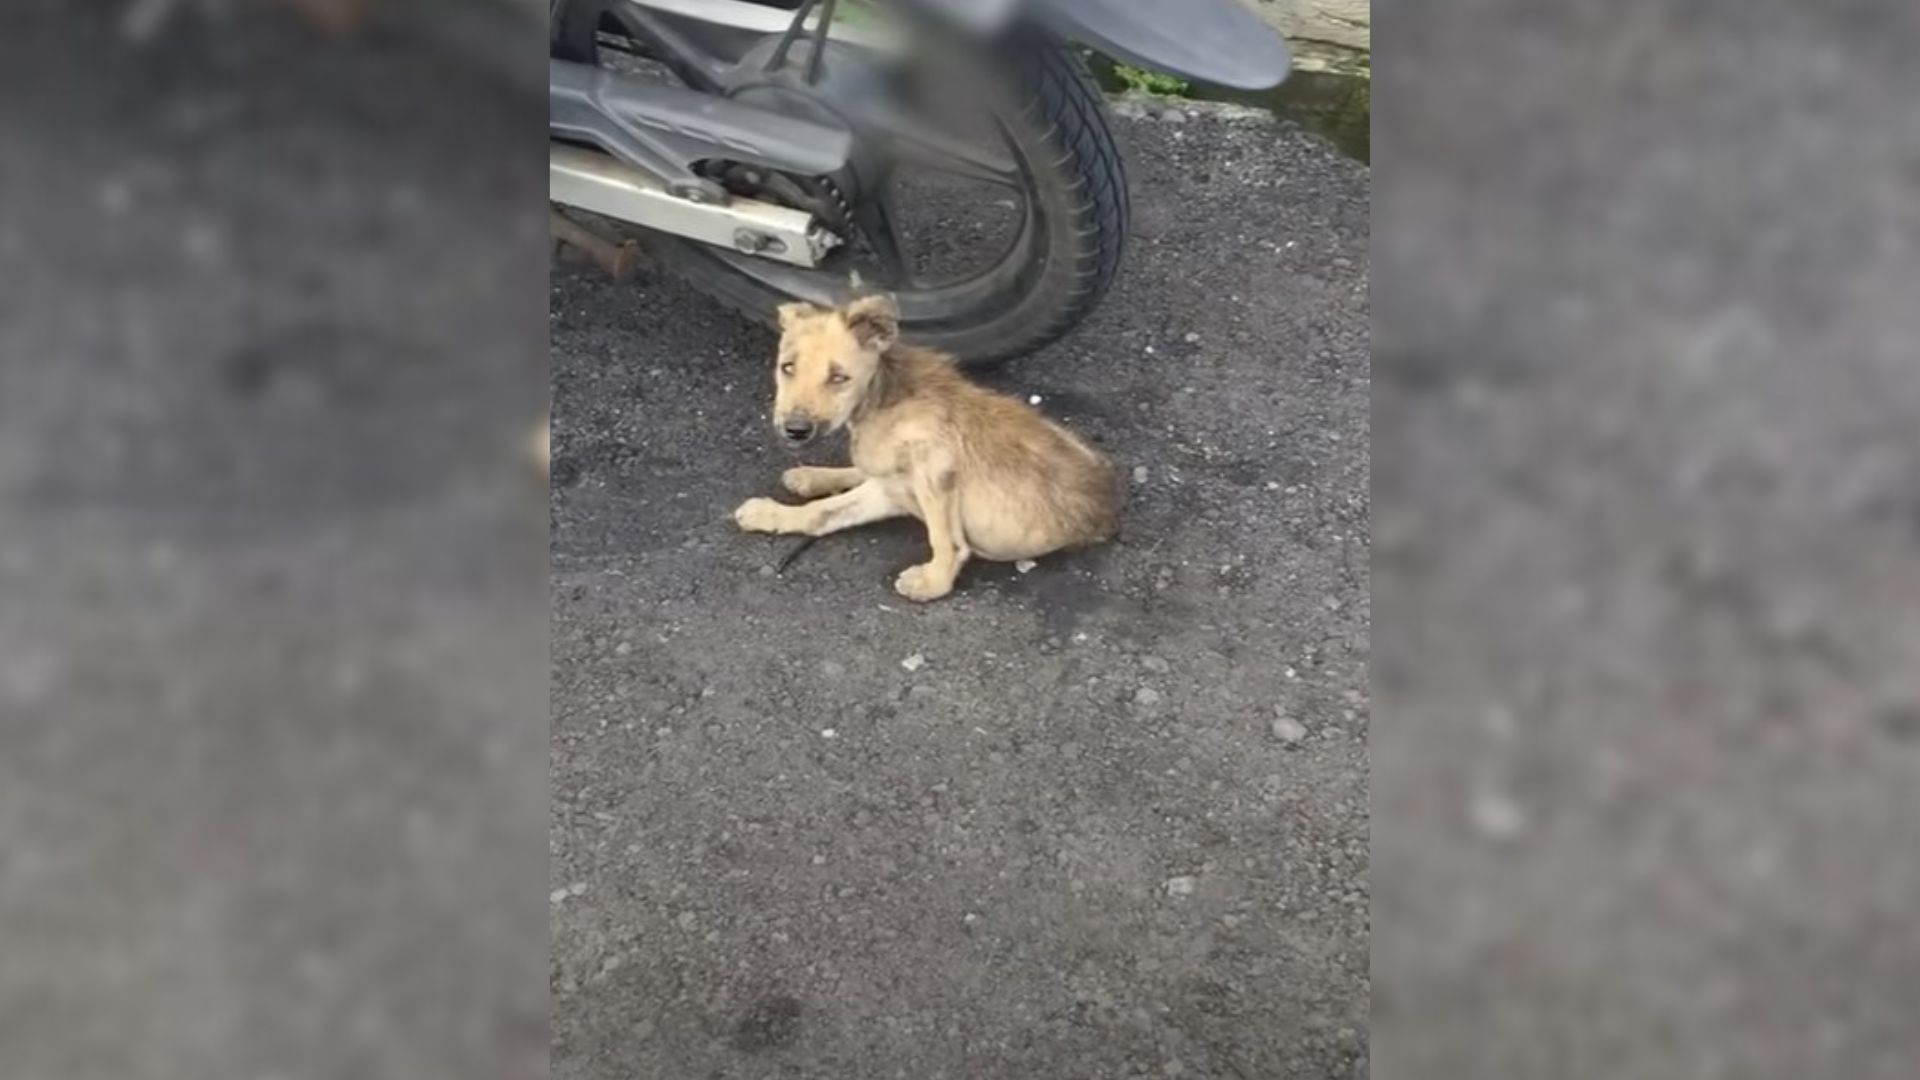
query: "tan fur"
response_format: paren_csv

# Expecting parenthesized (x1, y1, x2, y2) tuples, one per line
(733, 296, 1119, 602)
(529, 411, 550, 473)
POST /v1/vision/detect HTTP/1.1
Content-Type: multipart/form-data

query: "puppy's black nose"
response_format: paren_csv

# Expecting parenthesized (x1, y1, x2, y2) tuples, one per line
(782, 419, 815, 442)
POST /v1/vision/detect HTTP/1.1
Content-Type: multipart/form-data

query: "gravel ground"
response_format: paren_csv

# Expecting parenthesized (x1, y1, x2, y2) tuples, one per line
(551, 109, 1370, 1078)
(1375, 2, 1920, 1077)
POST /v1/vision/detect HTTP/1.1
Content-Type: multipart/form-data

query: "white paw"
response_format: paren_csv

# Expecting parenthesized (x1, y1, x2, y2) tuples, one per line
(781, 467, 833, 498)
(732, 497, 790, 533)
(894, 563, 954, 603)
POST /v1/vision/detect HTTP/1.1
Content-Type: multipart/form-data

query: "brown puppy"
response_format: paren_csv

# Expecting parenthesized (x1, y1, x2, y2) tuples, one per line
(733, 295, 1119, 602)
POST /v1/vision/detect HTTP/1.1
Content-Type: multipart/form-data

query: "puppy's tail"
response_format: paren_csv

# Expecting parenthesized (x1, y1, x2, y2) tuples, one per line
(775, 535, 821, 575)
(1090, 459, 1126, 545)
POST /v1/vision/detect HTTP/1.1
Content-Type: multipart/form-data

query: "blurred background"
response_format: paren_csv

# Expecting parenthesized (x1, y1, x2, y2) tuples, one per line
(1374, 1, 1920, 1076)
(0, 2, 548, 1078)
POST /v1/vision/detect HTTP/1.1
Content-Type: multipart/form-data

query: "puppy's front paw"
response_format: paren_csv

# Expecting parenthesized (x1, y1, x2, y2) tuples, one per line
(781, 467, 840, 498)
(733, 497, 791, 534)
(894, 563, 954, 603)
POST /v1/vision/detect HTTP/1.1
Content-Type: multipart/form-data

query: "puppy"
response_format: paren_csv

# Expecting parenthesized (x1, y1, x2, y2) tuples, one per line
(733, 295, 1119, 602)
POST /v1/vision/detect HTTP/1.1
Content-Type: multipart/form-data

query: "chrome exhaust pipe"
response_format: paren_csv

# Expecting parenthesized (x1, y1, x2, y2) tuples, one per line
(549, 144, 840, 269)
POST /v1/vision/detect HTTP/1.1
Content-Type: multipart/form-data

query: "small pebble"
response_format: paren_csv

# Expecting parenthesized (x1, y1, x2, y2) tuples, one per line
(614, 641, 632, 656)
(1164, 875, 1197, 897)
(1133, 466, 1150, 484)
(1470, 788, 1528, 841)
(901, 653, 926, 672)
(1134, 686, 1163, 707)
(1015, 560, 1038, 574)
(1272, 715, 1308, 744)
(1183, 331, 1200, 343)
(181, 222, 223, 263)
(550, 888, 569, 904)
(1141, 655, 1171, 674)
(1028, 394, 1043, 405)
(97, 178, 135, 213)
(820, 728, 837, 739)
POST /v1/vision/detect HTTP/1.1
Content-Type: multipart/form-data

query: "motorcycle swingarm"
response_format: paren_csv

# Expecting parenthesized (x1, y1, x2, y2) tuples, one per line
(549, 59, 853, 188)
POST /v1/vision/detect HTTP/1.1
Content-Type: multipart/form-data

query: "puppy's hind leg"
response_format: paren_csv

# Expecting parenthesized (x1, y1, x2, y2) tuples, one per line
(782, 465, 864, 498)
(735, 479, 906, 536)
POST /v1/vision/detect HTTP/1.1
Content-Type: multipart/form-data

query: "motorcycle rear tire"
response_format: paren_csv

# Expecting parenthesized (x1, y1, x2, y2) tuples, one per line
(643, 36, 1130, 368)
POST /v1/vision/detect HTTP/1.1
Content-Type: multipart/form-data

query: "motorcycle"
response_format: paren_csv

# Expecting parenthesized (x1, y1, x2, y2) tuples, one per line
(547, 0, 1290, 364)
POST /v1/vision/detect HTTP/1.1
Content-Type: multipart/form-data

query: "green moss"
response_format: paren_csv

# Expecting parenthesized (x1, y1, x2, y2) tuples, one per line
(1084, 50, 1369, 162)
(833, 0, 880, 28)
(1112, 63, 1191, 97)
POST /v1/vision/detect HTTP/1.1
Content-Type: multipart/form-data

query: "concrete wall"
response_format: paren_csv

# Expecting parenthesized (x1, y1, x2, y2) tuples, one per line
(1241, 0, 1370, 74)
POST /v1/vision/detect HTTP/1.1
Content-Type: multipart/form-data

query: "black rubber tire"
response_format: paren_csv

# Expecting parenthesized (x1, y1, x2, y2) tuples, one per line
(643, 36, 1130, 367)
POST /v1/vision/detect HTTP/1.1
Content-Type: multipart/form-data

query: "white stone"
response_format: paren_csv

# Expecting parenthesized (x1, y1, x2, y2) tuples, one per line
(1470, 788, 1528, 841)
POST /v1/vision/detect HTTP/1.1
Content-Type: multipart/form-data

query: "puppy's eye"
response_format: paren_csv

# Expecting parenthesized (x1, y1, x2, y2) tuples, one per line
(827, 371, 850, 385)
(779, 361, 795, 376)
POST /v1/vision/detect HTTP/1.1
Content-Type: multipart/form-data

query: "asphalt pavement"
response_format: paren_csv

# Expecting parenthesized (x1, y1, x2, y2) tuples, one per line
(551, 106, 1371, 1078)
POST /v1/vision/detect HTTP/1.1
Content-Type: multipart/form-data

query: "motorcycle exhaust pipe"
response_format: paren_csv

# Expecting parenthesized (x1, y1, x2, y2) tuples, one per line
(549, 144, 840, 269)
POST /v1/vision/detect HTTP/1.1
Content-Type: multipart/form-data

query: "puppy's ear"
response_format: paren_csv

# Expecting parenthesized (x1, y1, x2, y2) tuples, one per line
(843, 294, 900, 352)
(776, 302, 821, 331)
